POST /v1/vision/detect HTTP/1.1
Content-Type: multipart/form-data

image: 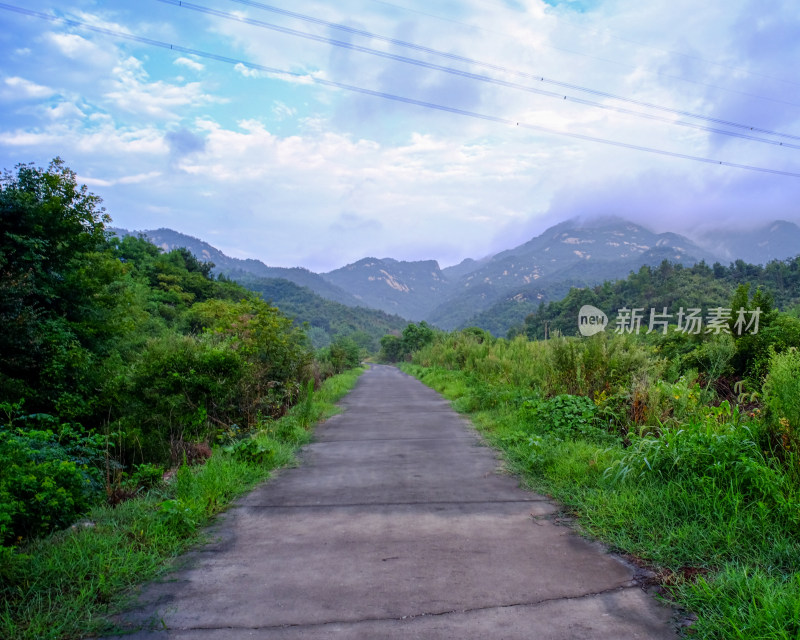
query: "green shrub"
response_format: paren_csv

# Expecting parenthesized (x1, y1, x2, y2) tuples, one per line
(0, 428, 101, 545)
(324, 337, 361, 374)
(677, 565, 800, 640)
(520, 394, 616, 444)
(223, 436, 280, 467)
(126, 463, 164, 492)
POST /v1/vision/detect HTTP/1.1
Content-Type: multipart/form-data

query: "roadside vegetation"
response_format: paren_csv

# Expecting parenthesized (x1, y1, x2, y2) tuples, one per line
(387, 290, 800, 638)
(0, 159, 366, 639)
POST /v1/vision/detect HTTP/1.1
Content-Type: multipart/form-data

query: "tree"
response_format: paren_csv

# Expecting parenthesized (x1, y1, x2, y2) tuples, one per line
(0, 159, 109, 408)
(401, 321, 435, 352)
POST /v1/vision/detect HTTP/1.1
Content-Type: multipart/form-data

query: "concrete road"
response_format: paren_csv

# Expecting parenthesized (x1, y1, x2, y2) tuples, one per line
(115, 365, 677, 639)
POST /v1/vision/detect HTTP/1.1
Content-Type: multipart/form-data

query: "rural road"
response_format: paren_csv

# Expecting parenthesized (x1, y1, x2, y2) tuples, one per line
(115, 364, 677, 639)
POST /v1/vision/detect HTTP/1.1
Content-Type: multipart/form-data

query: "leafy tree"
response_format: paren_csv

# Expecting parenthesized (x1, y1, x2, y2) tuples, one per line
(327, 337, 361, 374)
(401, 321, 435, 352)
(379, 334, 404, 362)
(380, 322, 436, 361)
(1, 159, 109, 413)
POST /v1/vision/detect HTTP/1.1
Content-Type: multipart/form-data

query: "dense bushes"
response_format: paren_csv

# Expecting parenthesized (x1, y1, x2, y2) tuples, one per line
(0, 408, 106, 545)
(316, 336, 362, 376)
(0, 159, 316, 548)
(763, 348, 800, 475)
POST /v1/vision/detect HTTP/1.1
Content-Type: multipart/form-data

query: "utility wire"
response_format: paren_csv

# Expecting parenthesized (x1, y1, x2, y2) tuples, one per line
(208, 0, 800, 141)
(1, 3, 799, 179)
(157, 0, 800, 150)
(369, 0, 800, 111)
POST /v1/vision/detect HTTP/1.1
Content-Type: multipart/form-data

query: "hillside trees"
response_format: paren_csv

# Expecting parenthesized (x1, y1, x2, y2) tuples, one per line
(0, 160, 316, 545)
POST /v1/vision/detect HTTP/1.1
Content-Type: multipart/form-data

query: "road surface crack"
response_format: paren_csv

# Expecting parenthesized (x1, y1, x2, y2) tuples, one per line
(168, 583, 638, 632)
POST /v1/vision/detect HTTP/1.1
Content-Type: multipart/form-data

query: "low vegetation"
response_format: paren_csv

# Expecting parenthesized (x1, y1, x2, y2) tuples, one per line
(0, 367, 364, 640)
(394, 285, 800, 638)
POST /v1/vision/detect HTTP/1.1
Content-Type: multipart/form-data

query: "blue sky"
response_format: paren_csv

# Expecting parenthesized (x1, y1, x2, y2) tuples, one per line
(1, 0, 799, 271)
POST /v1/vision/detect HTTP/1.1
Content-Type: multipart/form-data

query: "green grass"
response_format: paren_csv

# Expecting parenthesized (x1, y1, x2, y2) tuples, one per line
(400, 363, 800, 640)
(0, 367, 366, 640)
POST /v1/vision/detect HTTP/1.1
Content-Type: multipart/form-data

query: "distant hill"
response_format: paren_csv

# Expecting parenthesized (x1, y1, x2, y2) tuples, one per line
(322, 257, 453, 321)
(441, 256, 490, 281)
(427, 218, 714, 332)
(229, 272, 408, 350)
(457, 217, 714, 292)
(110, 228, 408, 350)
(110, 227, 362, 307)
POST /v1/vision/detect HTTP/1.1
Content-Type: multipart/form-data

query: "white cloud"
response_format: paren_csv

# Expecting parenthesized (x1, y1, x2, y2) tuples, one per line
(272, 101, 296, 120)
(47, 33, 102, 59)
(118, 170, 162, 184)
(44, 101, 85, 120)
(174, 57, 205, 72)
(105, 56, 217, 120)
(233, 63, 262, 78)
(3, 76, 55, 99)
(78, 170, 162, 187)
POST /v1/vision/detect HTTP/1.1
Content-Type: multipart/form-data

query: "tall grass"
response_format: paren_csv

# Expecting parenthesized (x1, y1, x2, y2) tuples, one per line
(402, 330, 800, 639)
(0, 367, 366, 640)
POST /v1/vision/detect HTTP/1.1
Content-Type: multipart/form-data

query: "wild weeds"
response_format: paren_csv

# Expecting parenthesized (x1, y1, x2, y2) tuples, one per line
(402, 327, 800, 639)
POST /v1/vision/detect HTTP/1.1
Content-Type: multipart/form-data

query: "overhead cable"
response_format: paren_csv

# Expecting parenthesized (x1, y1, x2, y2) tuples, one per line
(1, 3, 798, 179)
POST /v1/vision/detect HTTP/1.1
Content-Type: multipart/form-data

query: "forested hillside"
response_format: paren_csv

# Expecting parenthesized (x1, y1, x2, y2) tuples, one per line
(116, 227, 362, 306)
(515, 258, 800, 340)
(230, 271, 408, 350)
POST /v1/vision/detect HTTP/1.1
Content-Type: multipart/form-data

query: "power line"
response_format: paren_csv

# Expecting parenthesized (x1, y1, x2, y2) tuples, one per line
(369, 0, 800, 112)
(1, 3, 799, 179)
(208, 0, 800, 140)
(157, 0, 800, 150)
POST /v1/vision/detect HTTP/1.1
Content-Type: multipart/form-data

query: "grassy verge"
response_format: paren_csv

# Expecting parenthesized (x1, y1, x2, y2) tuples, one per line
(0, 367, 366, 640)
(399, 363, 800, 640)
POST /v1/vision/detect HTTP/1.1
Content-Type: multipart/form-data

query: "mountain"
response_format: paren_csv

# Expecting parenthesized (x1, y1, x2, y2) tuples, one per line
(459, 217, 714, 293)
(322, 257, 453, 321)
(696, 220, 800, 265)
(110, 227, 362, 307)
(112, 216, 800, 340)
(441, 256, 489, 281)
(230, 273, 408, 350)
(426, 218, 715, 332)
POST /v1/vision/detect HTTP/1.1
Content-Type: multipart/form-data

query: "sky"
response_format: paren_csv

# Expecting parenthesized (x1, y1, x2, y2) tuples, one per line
(1, 0, 799, 272)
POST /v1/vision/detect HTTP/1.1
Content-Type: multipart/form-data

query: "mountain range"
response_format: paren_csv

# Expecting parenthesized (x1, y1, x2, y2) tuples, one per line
(113, 217, 800, 337)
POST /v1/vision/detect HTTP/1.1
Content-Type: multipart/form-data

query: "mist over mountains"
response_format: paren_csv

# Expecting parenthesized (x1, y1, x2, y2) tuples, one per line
(114, 217, 800, 336)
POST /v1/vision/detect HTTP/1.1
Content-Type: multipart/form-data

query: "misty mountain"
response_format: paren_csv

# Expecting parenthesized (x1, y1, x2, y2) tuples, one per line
(696, 220, 800, 265)
(456, 217, 715, 289)
(441, 256, 490, 281)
